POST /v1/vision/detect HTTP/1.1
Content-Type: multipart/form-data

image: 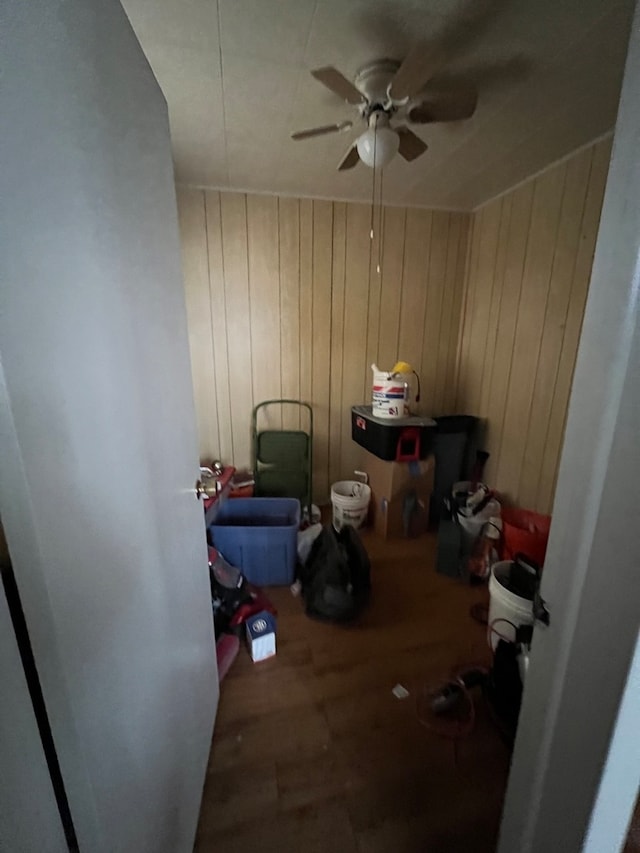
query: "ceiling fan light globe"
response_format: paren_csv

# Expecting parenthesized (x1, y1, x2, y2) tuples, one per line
(356, 126, 399, 168)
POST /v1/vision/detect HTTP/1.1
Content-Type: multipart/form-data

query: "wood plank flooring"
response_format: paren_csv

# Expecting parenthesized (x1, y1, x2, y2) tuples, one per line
(195, 531, 511, 852)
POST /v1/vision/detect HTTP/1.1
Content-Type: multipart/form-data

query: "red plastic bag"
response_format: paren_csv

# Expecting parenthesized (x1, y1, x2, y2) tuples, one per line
(229, 584, 277, 629)
(500, 508, 551, 567)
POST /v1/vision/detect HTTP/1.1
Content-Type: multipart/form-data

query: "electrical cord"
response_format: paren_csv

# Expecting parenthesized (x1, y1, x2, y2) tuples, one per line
(416, 663, 491, 766)
(417, 617, 522, 761)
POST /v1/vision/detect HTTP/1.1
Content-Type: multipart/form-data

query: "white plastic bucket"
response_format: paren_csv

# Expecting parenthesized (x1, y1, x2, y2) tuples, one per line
(487, 560, 535, 650)
(371, 365, 409, 419)
(331, 480, 371, 531)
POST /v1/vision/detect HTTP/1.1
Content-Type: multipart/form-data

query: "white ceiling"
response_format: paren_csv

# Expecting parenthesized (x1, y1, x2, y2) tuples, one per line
(121, 0, 634, 210)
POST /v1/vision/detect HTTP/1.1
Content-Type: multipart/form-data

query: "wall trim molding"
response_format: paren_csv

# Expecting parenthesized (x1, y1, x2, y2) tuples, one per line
(473, 130, 614, 213)
(174, 182, 469, 215)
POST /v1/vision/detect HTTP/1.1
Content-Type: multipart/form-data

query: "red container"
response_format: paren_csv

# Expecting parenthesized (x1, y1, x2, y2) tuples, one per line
(500, 507, 551, 567)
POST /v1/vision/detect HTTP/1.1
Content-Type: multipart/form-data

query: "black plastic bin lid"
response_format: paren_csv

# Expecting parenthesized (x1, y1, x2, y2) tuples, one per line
(433, 415, 478, 434)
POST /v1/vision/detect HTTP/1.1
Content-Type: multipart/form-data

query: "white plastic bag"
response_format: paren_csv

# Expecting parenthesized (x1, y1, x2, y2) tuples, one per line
(297, 523, 323, 565)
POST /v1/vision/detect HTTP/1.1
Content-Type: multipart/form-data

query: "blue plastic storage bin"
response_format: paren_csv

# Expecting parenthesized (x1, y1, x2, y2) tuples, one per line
(209, 498, 300, 586)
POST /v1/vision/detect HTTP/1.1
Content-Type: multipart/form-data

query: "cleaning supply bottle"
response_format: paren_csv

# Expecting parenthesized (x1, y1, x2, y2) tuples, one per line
(371, 361, 421, 418)
(371, 363, 410, 419)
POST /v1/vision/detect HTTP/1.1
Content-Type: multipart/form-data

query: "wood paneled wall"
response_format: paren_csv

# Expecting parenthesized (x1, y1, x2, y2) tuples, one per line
(177, 189, 470, 502)
(455, 137, 612, 514)
(178, 137, 611, 511)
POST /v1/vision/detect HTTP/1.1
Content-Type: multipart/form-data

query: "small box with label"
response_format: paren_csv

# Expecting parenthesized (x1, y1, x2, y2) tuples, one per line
(245, 610, 277, 663)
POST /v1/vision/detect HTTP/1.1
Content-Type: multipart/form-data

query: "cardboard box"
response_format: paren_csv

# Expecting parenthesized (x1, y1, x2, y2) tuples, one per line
(360, 450, 435, 539)
(245, 610, 276, 662)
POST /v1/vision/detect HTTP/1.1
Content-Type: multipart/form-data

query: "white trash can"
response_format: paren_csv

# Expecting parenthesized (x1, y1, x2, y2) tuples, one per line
(331, 480, 371, 531)
(487, 560, 535, 650)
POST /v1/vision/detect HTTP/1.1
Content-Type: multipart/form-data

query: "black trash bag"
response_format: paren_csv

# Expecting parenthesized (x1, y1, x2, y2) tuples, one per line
(485, 639, 523, 745)
(299, 525, 371, 622)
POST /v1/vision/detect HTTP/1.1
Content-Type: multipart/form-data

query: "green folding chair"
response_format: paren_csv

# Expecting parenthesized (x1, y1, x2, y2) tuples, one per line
(252, 400, 313, 510)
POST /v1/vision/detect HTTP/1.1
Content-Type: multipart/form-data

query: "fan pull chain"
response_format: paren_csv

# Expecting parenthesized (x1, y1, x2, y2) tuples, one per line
(370, 125, 377, 243)
(369, 123, 384, 277)
(368, 121, 385, 284)
(377, 165, 384, 275)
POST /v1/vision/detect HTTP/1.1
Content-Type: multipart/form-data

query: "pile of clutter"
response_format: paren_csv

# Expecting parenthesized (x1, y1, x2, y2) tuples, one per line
(432, 450, 553, 746)
(437, 449, 551, 586)
(208, 504, 373, 682)
(208, 546, 278, 675)
(437, 452, 503, 583)
(423, 550, 550, 748)
(451, 480, 502, 582)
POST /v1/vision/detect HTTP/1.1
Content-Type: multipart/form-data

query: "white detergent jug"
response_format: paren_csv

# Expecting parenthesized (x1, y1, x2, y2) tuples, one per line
(371, 362, 412, 419)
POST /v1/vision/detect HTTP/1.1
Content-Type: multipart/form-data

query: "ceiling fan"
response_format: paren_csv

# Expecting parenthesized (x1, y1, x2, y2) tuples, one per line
(291, 50, 478, 171)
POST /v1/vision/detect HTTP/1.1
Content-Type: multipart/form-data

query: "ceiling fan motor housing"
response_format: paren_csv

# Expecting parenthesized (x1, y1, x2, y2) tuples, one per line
(355, 59, 401, 117)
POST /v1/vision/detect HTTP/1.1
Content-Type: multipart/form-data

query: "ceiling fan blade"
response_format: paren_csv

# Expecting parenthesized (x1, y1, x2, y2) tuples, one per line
(388, 44, 448, 102)
(291, 120, 353, 141)
(337, 143, 360, 171)
(311, 67, 365, 105)
(408, 83, 478, 123)
(396, 127, 428, 162)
